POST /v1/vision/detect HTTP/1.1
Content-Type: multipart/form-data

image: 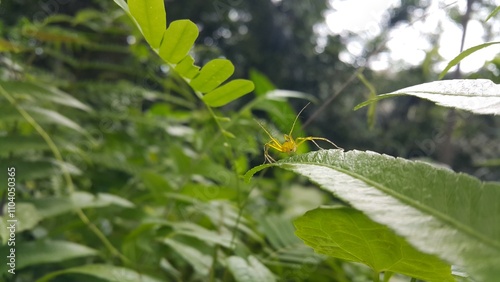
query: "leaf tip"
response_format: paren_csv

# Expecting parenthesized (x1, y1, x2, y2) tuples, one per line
(243, 163, 272, 182)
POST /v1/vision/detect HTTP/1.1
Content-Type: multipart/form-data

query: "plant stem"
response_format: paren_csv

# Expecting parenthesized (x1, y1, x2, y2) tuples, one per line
(373, 271, 380, 282)
(383, 271, 394, 282)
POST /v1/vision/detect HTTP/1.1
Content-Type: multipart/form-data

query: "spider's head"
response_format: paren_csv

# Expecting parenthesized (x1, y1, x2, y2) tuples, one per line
(282, 140, 297, 154)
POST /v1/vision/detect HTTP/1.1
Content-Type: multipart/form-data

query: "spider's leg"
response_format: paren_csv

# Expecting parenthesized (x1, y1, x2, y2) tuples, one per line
(296, 137, 342, 150)
(309, 139, 324, 150)
(263, 144, 275, 163)
(265, 153, 276, 163)
(263, 140, 282, 163)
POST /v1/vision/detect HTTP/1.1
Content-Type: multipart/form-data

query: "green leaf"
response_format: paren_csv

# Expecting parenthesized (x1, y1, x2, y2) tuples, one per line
(36, 264, 163, 282)
(0, 81, 92, 112)
(26, 106, 87, 134)
(244, 163, 273, 183)
(0, 135, 48, 155)
(259, 215, 322, 265)
(128, 0, 166, 49)
(245, 149, 500, 281)
(159, 258, 182, 280)
(15, 204, 41, 231)
(202, 79, 254, 107)
(0, 204, 41, 245)
(159, 20, 199, 64)
(89, 193, 135, 208)
(3, 203, 42, 233)
(172, 222, 233, 248)
(486, 6, 500, 21)
(73, 9, 105, 26)
(354, 79, 500, 115)
(475, 158, 500, 167)
(162, 238, 212, 276)
(0, 219, 8, 245)
(0, 240, 98, 274)
(28, 191, 134, 219)
(113, 0, 129, 13)
(140, 170, 173, 197)
(0, 104, 23, 122)
(227, 256, 276, 282)
(181, 183, 238, 201)
(295, 207, 453, 281)
(261, 215, 303, 250)
(222, 129, 236, 138)
(250, 69, 276, 96)
(193, 200, 263, 243)
(264, 90, 317, 101)
(175, 55, 199, 78)
(439, 42, 500, 79)
(0, 160, 61, 183)
(0, 104, 86, 134)
(0, 38, 22, 53)
(252, 89, 315, 136)
(190, 58, 235, 93)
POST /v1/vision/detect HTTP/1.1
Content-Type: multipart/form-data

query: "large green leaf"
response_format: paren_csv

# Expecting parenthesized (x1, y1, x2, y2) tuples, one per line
(128, 0, 166, 49)
(245, 150, 500, 281)
(295, 207, 453, 281)
(190, 58, 235, 93)
(0, 240, 98, 274)
(159, 20, 199, 64)
(202, 79, 254, 107)
(355, 79, 500, 115)
(37, 264, 163, 282)
(227, 256, 276, 282)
